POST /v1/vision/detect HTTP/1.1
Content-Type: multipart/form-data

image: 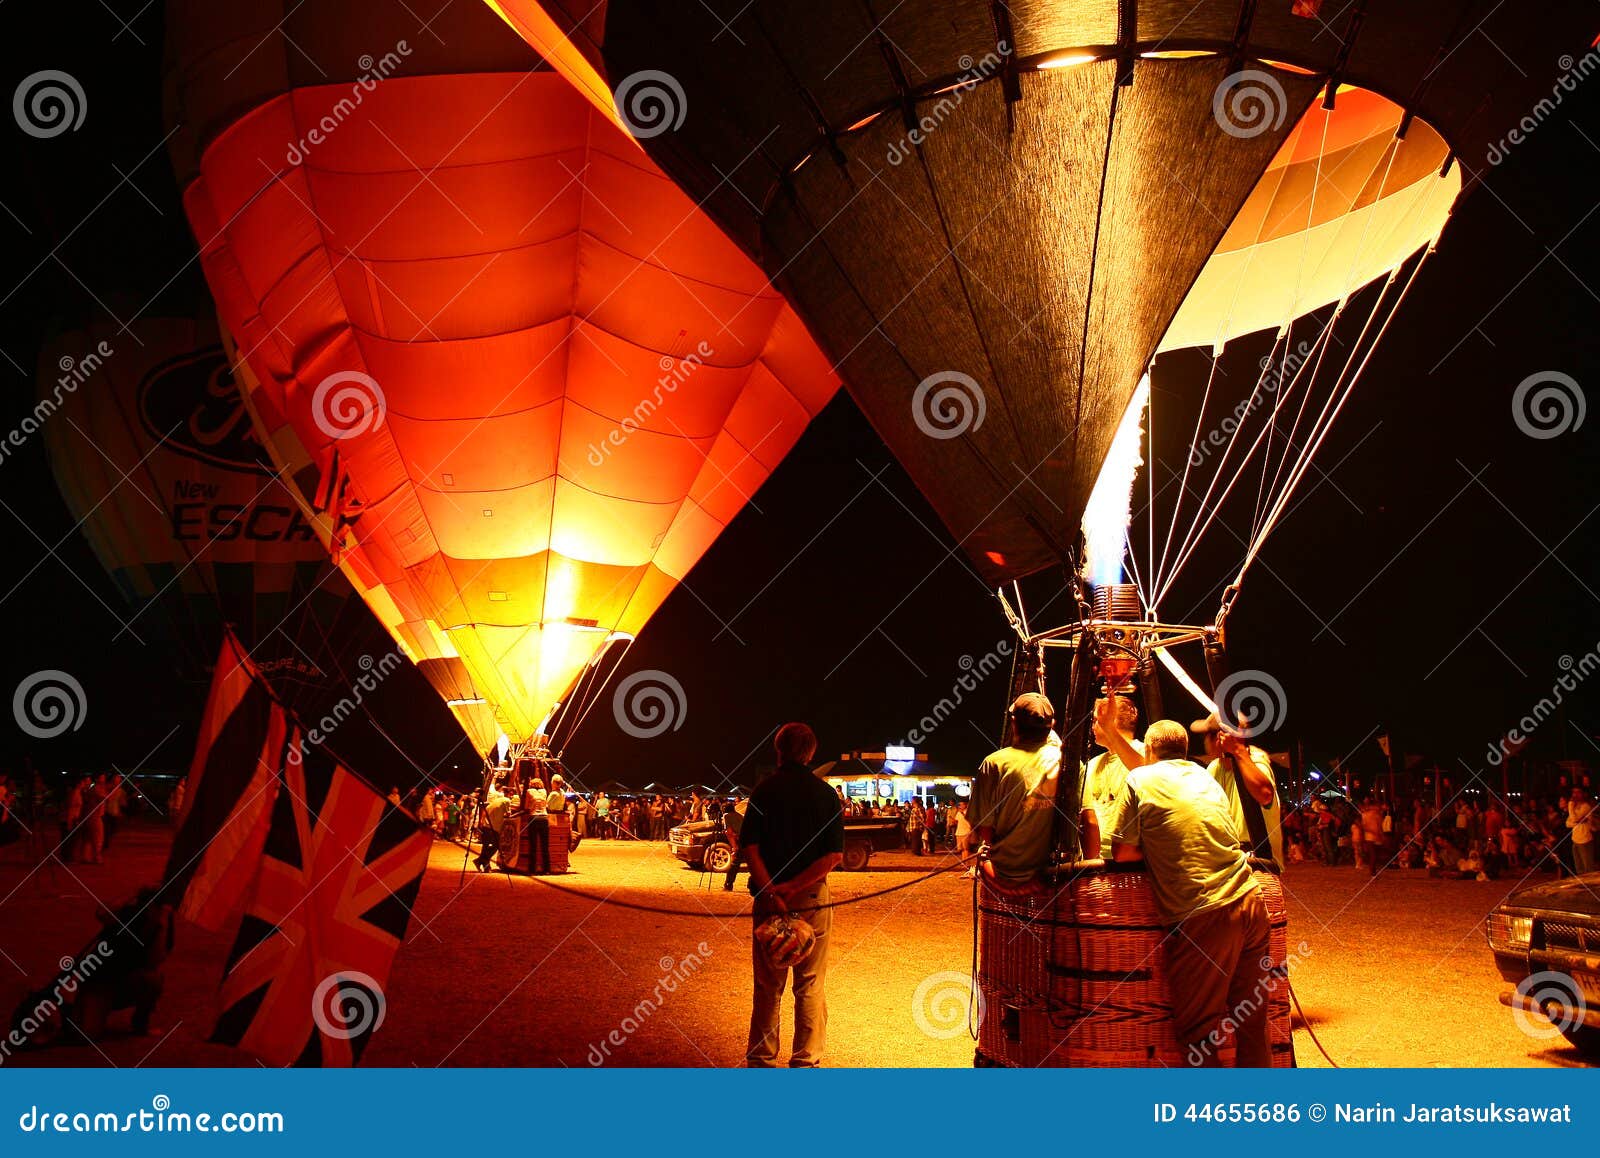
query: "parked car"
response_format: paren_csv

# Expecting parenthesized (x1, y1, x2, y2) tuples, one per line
(1486, 873, 1600, 1057)
(669, 815, 905, 872)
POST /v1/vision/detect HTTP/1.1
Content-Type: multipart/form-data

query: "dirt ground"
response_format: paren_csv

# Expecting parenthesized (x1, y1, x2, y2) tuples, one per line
(0, 820, 1591, 1068)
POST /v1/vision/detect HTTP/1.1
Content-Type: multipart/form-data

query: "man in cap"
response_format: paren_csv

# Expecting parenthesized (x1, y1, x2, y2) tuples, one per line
(966, 693, 1066, 882)
(1192, 713, 1283, 867)
(1102, 719, 1272, 1066)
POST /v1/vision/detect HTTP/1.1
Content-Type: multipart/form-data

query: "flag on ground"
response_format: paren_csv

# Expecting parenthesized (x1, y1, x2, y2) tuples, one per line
(210, 730, 431, 1066)
(161, 630, 288, 930)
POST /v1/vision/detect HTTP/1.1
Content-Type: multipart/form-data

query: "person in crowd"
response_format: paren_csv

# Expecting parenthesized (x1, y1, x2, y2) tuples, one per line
(1499, 814, 1521, 868)
(950, 800, 974, 867)
(1568, 787, 1595, 876)
(80, 775, 108, 864)
(968, 694, 1068, 883)
(522, 777, 551, 874)
(1315, 802, 1338, 865)
(1360, 797, 1386, 875)
(723, 795, 748, 892)
(386, 786, 402, 807)
(1101, 719, 1271, 1067)
(905, 798, 925, 856)
(418, 788, 437, 836)
(594, 791, 611, 838)
(474, 786, 512, 872)
(740, 722, 842, 1068)
(1084, 694, 1142, 859)
(0, 775, 18, 850)
(1192, 714, 1282, 866)
(102, 775, 126, 851)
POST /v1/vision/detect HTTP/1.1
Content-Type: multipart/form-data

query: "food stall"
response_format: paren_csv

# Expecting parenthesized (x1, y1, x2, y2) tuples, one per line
(816, 747, 973, 808)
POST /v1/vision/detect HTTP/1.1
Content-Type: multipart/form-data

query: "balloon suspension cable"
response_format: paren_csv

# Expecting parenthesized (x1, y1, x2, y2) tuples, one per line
(1152, 316, 1334, 609)
(1233, 129, 1431, 583)
(1234, 244, 1433, 592)
(548, 633, 637, 756)
(1147, 119, 1435, 612)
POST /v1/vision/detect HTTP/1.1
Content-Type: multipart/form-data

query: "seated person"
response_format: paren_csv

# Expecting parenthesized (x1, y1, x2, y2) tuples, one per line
(969, 694, 1071, 887)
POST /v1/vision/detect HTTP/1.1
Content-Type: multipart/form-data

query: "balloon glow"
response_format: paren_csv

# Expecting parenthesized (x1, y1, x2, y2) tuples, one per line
(165, 0, 839, 750)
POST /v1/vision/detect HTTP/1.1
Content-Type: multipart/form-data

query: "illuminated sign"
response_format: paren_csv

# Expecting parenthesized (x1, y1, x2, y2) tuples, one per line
(885, 745, 916, 762)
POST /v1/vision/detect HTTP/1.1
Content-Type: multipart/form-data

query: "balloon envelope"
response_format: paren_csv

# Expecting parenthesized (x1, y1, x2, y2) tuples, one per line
(166, 0, 839, 745)
(37, 314, 362, 700)
(499, 0, 1592, 582)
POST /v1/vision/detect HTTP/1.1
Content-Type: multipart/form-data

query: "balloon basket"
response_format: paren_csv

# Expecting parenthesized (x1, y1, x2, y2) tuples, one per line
(972, 862, 1293, 1068)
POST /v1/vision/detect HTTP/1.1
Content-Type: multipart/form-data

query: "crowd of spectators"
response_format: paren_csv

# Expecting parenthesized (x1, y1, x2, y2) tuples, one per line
(1281, 786, 1595, 880)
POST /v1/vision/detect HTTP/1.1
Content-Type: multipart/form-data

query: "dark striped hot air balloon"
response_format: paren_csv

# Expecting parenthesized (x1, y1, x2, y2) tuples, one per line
(491, 1, 1594, 599)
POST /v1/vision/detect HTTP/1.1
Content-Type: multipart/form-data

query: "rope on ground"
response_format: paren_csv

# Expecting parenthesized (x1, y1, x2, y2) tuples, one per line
(504, 860, 968, 917)
(1288, 980, 1341, 1068)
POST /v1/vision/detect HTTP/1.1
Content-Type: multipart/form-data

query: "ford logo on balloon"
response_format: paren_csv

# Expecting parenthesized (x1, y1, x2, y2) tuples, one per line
(137, 346, 271, 475)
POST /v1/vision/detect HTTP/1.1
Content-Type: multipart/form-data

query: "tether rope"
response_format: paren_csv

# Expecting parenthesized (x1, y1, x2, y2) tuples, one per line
(491, 859, 967, 917)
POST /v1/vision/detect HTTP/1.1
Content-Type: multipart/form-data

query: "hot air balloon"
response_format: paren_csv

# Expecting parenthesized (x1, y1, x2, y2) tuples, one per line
(164, 0, 839, 757)
(36, 313, 366, 699)
(491, 2, 1592, 1069)
(492, 0, 1594, 762)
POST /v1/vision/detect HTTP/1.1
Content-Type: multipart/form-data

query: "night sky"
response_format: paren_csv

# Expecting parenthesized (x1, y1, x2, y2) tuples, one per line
(1, 6, 1596, 796)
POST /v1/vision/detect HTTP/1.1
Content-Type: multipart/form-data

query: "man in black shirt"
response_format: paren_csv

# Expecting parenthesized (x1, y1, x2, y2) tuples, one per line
(738, 722, 843, 1067)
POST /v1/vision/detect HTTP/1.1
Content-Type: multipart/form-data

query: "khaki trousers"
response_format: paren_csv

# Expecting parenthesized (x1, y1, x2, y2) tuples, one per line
(1164, 889, 1273, 1067)
(747, 880, 831, 1067)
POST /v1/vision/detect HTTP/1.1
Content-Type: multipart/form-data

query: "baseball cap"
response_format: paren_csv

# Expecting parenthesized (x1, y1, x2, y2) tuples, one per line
(1190, 712, 1224, 734)
(1010, 692, 1055, 727)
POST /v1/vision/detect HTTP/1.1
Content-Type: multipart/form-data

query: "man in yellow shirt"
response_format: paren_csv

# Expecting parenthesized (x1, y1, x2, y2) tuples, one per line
(1084, 695, 1142, 860)
(967, 693, 1064, 881)
(1192, 713, 1282, 867)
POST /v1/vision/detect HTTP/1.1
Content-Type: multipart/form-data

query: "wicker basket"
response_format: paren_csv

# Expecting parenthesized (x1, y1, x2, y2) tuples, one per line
(975, 863, 1292, 1068)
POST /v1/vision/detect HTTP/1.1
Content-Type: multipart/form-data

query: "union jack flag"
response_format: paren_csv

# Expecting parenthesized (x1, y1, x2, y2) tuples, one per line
(210, 732, 431, 1066)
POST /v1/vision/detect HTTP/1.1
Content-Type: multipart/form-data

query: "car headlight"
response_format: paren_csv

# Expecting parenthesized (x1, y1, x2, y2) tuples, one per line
(1488, 912, 1532, 950)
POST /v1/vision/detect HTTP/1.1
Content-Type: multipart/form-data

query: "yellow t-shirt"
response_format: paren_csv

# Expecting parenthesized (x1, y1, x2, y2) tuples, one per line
(1085, 741, 1144, 858)
(969, 738, 1064, 880)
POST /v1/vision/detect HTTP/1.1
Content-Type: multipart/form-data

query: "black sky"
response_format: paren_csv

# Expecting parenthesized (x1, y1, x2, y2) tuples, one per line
(1, 5, 1596, 794)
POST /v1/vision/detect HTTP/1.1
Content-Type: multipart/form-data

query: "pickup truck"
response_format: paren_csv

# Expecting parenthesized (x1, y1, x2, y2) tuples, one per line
(669, 815, 905, 872)
(1486, 872, 1600, 1058)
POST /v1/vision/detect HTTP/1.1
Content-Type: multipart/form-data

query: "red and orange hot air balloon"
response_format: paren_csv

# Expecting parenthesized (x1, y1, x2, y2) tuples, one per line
(164, 0, 837, 753)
